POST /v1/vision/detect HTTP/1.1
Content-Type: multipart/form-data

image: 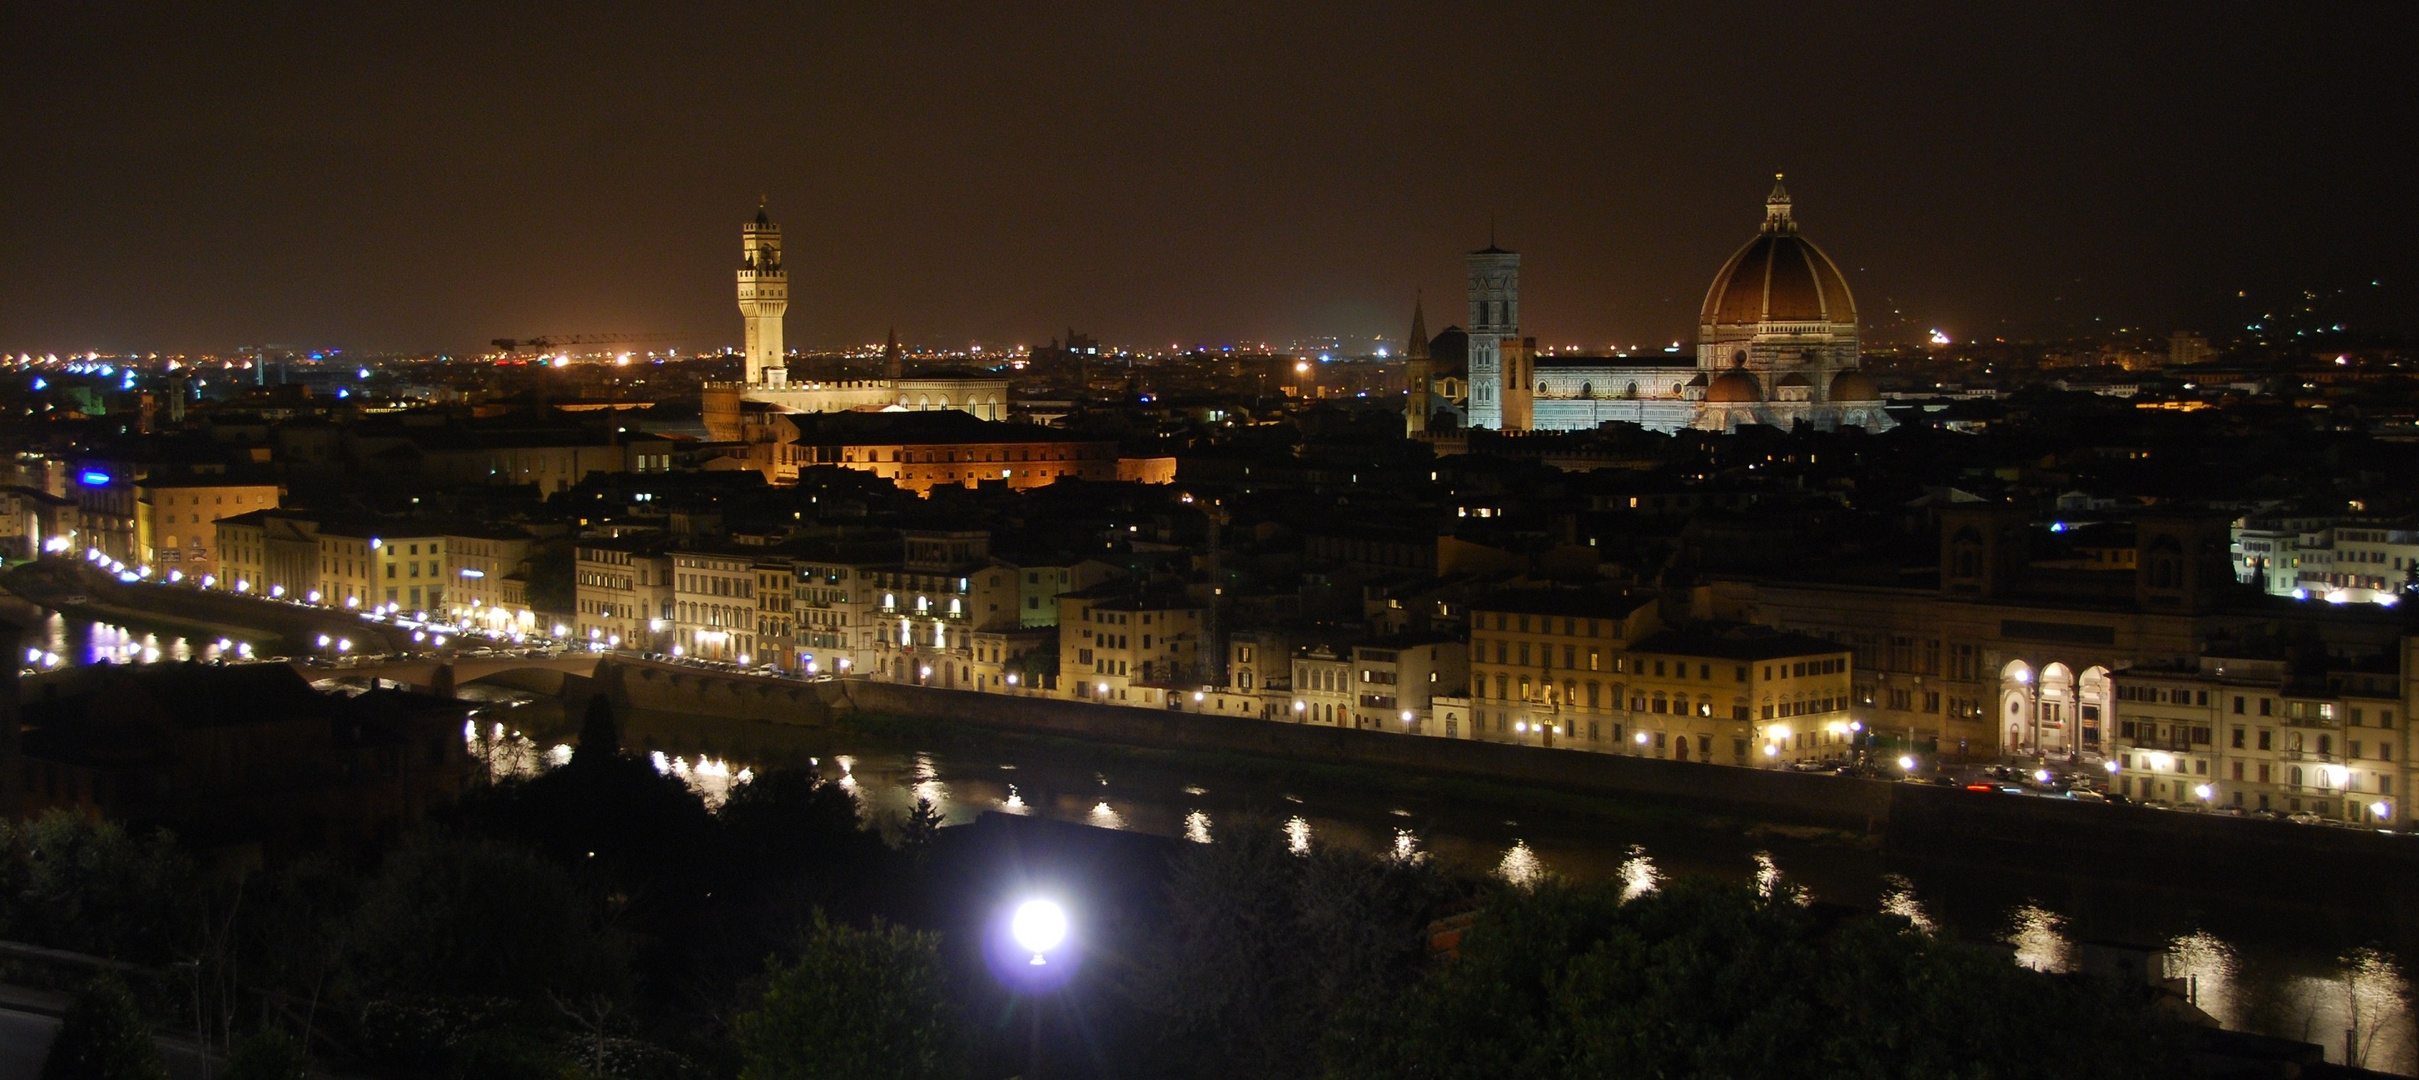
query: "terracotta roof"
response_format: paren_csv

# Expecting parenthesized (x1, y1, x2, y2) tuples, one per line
(1701, 232, 1856, 326)
(1706, 371, 1763, 403)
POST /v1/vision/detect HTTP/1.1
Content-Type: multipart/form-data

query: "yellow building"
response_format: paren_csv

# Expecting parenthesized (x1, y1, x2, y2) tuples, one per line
(315, 524, 382, 610)
(2112, 651, 2402, 825)
(576, 540, 674, 651)
(370, 530, 449, 616)
(134, 478, 280, 583)
(1469, 591, 1853, 765)
(446, 526, 540, 635)
(1057, 585, 1204, 706)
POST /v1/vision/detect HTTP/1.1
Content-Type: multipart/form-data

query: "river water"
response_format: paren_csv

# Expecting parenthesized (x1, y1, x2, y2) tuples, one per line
(459, 703, 2419, 1073)
(3, 598, 259, 671)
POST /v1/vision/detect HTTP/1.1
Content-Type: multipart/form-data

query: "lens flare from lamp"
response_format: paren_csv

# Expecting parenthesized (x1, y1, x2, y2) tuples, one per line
(1011, 899, 1068, 965)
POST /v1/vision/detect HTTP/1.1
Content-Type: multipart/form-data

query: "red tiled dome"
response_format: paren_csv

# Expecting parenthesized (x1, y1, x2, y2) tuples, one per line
(1830, 370, 1880, 401)
(1700, 181, 1855, 327)
(1706, 370, 1763, 403)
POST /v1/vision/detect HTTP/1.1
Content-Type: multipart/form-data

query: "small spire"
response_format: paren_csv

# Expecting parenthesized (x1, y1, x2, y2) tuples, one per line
(1406, 294, 1430, 360)
(754, 196, 770, 227)
(883, 327, 903, 381)
(1763, 173, 1795, 233)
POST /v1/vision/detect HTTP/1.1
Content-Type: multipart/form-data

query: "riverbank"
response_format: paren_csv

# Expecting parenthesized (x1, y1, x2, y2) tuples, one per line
(802, 678, 2419, 911)
(838, 709, 1875, 845)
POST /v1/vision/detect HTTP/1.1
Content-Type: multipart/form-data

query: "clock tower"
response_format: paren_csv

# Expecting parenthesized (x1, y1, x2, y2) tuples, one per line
(738, 203, 788, 386)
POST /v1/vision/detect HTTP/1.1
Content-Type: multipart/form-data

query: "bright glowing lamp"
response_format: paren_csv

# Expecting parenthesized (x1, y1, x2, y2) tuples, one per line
(1897, 755, 1917, 771)
(1011, 899, 1068, 965)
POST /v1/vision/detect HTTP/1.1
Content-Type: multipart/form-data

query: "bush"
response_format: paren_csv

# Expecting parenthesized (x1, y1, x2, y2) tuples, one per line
(0, 812, 191, 963)
(219, 1027, 308, 1080)
(39, 976, 164, 1080)
(731, 914, 963, 1080)
(1326, 876, 2185, 1080)
(346, 835, 629, 1004)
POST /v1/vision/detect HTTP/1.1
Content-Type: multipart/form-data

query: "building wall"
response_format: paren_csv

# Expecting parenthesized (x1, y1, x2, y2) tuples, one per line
(1746, 580, 2241, 759)
(2111, 661, 2405, 826)
(671, 552, 758, 662)
(367, 533, 447, 614)
(810, 439, 1121, 495)
(575, 545, 666, 649)
(135, 482, 279, 580)
(448, 532, 538, 634)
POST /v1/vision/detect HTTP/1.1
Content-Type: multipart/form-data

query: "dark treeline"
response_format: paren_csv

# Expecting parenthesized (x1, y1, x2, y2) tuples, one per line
(6, 699, 2188, 1079)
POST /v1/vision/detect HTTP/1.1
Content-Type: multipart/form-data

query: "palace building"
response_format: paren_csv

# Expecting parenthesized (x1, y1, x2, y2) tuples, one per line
(703, 205, 1009, 443)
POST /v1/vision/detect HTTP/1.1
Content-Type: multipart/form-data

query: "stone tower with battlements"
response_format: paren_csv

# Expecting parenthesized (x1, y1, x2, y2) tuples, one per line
(738, 204, 788, 386)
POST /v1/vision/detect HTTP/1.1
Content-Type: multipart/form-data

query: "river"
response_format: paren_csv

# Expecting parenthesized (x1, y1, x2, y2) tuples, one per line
(461, 701, 2419, 1073)
(2, 597, 261, 671)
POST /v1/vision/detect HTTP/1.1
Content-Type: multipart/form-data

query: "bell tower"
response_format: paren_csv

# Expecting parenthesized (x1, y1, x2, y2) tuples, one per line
(1403, 296, 1431, 436)
(738, 203, 788, 386)
(1465, 243, 1522, 431)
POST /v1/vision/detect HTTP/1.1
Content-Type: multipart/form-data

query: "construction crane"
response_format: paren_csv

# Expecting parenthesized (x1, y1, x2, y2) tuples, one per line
(489, 332, 683, 356)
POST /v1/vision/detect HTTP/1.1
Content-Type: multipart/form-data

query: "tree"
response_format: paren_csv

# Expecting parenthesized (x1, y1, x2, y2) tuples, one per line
(731, 914, 964, 1080)
(574, 694, 622, 761)
(39, 976, 165, 1080)
(0, 811, 192, 963)
(718, 769, 884, 884)
(1135, 824, 1456, 1080)
(1326, 877, 2186, 1080)
(345, 835, 629, 1004)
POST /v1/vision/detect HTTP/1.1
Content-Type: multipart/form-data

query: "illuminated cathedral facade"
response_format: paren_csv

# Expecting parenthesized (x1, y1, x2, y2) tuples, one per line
(1412, 179, 1892, 436)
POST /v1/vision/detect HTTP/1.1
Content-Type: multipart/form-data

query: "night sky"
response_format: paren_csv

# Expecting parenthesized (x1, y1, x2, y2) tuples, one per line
(4, 3, 2413, 355)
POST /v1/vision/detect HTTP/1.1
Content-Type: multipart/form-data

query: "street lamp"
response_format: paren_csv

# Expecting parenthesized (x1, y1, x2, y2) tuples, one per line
(1011, 899, 1068, 966)
(996, 895, 1077, 1080)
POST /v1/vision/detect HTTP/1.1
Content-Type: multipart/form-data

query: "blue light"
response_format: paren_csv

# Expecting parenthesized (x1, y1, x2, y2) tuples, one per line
(79, 471, 112, 487)
(30, 378, 44, 390)
(2049, 522, 2066, 533)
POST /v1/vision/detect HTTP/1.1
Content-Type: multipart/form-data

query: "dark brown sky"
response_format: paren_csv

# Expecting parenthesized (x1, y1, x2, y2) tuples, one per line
(4, 2, 2413, 355)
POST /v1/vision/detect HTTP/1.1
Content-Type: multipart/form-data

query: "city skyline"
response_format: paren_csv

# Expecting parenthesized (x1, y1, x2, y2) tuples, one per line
(3, 3, 2414, 354)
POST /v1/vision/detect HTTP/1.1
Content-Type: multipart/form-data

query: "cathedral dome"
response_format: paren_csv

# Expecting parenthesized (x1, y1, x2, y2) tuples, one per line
(1700, 179, 1856, 328)
(1830, 369, 1880, 401)
(1706, 370, 1763, 403)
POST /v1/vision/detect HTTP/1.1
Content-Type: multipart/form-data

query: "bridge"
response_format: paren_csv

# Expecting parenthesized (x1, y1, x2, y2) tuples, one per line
(288, 652, 608, 696)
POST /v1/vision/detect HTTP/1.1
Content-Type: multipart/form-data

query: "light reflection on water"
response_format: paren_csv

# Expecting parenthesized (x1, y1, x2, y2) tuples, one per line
(1618, 845, 1659, 902)
(589, 725, 2414, 1071)
(2007, 903, 2073, 973)
(17, 609, 247, 671)
(1878, 873, 1935, 933)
